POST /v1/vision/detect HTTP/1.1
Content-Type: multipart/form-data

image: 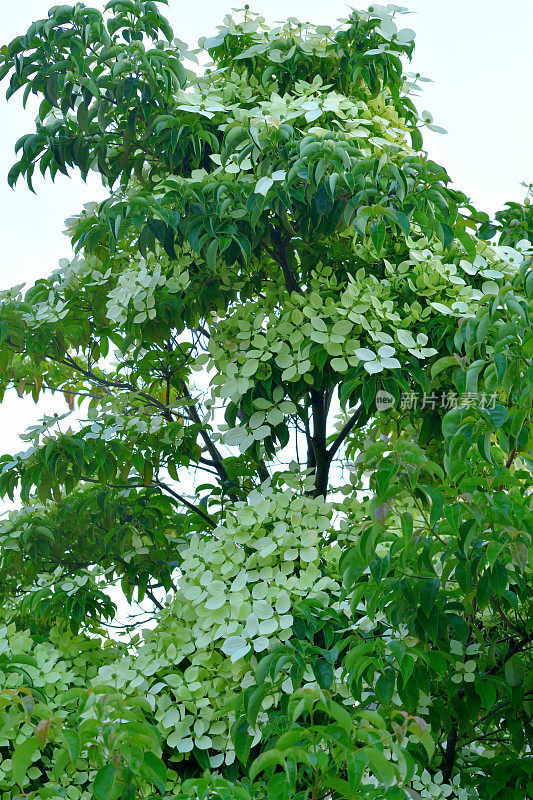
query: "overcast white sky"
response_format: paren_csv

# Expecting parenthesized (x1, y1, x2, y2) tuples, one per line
(1, 0, 532, 459)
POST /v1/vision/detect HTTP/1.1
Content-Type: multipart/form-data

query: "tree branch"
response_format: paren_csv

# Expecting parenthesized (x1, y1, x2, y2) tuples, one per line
(302, 410, 316, 472)
(460, 689, 533, 738)
(145, 587, 164, 610)
(327, 405, 363, 461)
(310, 389, 330, 498)
(442, 721, 459, 782)
(269, 227, 302, 295)
(59, 354, 176, 421)
(487, 631, 532, 676)
(496, 447, 518, 491)
(183, 390, 228, 485)
(80, 475, 217, 530)
(154, 479, 217, 528)
(237, 406, 270, 484)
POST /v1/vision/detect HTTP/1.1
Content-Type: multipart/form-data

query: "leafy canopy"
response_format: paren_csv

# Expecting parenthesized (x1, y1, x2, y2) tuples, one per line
(0, 2, 532, 799)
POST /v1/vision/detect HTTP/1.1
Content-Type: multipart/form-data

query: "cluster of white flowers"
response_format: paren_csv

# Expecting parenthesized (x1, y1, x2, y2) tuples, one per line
(89, 487, 343, 764)
(84, 413, 167, 441)
(22, 288, 70, 325)
(206, 224, 528, 453)
(104, 250, 190, 326)
(63, 200, 99, 239)
(50, 254, 96, 288)
(450, 640, 482, 685)
(106, 259, 163, 325)
(195, 11, 414, 147)
(208, 264, 406, 403)
(412, 768, 473, 800)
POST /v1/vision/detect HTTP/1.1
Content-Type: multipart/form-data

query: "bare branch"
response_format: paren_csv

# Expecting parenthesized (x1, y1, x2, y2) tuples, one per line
(145, 587, 164, 610)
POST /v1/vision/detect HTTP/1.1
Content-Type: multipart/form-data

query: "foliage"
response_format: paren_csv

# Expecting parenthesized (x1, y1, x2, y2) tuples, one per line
(493, 183, 533, 247)
(0, 2, 532, 799)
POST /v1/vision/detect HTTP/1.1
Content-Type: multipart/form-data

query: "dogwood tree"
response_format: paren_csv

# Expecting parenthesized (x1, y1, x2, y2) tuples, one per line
(0, 2, 532, 799)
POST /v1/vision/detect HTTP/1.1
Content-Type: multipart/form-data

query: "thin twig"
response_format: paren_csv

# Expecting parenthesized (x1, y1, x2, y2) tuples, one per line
(154, 479, 216, 528)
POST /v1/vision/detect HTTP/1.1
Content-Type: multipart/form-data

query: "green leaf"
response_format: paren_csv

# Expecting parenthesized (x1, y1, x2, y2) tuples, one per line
(465, 361, 485, 395)
(485, 404, 508, 429)
(505, 293, 528, 323)
(510, 407, 528, 437)
(437, 221, 454, 250)
(490, 563, 507, 596)
(409, 126, 423, 151)
(62, 729, 80, 765)
(206, 239, 218, 270)
(376, 457, 399, 497)
(312, 658, 334, 689)
(398, 669, 418, 709)
(267, 773, 291, 800)
(430, 355, 456, 379)
(362, 376, 376, 410)
(346, 751, 367, 793)
(276, 730, 306, 749)
(81, 75, 100, 99)
(355, 205, 373, 234)
(375, 671, 395, 706)
(442, 406, 465, 438)
(246, 684, 270, 727)
(324, 699, 354, 732)
(456, 229, 477, 258)
(477, 432, 492, 463)
(477, 569, 492, 609)
(233, 717, 252, 766)
(447, 613, 469, 642)
(93, 764, 117, 800)
(420, 578, 440, 612)
(494, 352, 507, 382)
(417, 727, 436, 759)
(423, 485, 444, 527)
(366, 748, 396, 786)
(12, 737, 39, 788)
(146, 218, 168, 247)
(7, 162, 21, 188)
(370, 219, 386, 254)
(505, 656, 525, 688)
(77, 101, 90, 133)
(369, 554, 389, 584)
(390, 209, 410, 238)
(222, 125, 248, 164)
(249, 749, 285, 780)
(525, 269, 533, 299)
(400, 512, 413, 542)
(143, 751, 166, 793)
(476, 676, 497, 710)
